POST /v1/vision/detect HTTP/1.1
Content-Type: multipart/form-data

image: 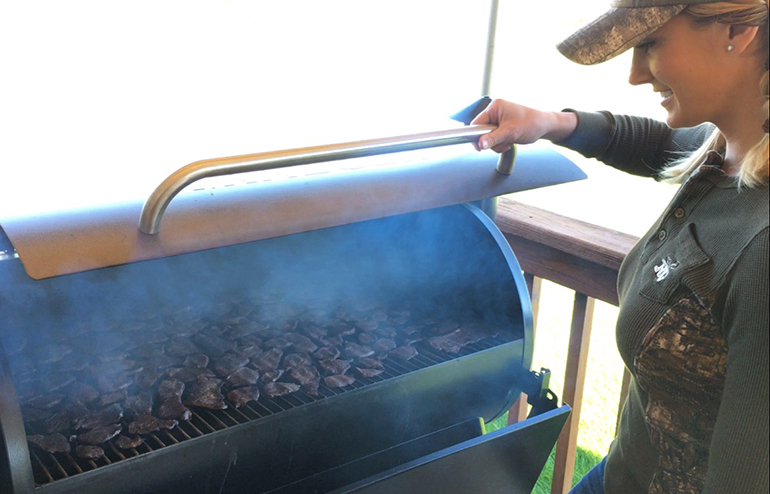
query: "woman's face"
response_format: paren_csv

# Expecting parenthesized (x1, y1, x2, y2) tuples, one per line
(628, 14, 735, 129)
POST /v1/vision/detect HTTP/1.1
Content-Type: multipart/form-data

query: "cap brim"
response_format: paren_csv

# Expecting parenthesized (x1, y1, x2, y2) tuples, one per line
(557, 6, 686, 65)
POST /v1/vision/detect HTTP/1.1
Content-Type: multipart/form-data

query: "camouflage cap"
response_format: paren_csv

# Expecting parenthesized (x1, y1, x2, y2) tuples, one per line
(557, 0, 723, 65)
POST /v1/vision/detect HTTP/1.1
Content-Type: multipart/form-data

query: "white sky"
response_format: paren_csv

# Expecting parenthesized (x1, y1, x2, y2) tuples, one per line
(0, 1, 666, 215)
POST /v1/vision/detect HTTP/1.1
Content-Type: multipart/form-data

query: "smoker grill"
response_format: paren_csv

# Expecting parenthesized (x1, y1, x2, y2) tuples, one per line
(0, 125, 584, 494)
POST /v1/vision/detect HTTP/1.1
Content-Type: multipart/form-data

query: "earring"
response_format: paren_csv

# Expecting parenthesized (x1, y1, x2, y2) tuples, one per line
(727, 45, 734, 52)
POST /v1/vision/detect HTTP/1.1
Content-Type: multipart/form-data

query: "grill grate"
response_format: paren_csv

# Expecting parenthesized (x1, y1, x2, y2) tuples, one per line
(28, 336, 507, 487)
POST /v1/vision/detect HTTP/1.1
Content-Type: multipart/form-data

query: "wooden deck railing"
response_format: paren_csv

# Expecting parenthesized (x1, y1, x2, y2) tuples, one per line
(494, 198, 639, 494)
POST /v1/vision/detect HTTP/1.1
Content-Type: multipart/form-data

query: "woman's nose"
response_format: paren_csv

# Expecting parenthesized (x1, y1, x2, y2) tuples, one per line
(628, 48, 653, 86)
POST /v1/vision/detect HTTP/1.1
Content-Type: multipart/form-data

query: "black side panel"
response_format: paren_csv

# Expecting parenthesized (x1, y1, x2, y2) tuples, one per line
(267, 418, 485, 494)
(331, 405, 571, 494)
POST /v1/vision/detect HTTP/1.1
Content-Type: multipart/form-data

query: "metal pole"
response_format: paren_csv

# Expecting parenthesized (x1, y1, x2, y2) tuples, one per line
(481, 0, 501, 97)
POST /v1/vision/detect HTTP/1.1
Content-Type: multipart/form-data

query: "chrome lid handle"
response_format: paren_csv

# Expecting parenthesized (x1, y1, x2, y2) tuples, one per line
(138, 125, 499, 235)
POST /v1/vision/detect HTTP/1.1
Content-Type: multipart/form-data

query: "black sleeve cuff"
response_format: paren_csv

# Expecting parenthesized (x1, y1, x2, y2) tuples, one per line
(554, 109, 614, 159)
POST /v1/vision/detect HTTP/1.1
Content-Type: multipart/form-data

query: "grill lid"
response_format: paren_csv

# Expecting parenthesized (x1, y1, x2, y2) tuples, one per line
(0, 131, 584, 280)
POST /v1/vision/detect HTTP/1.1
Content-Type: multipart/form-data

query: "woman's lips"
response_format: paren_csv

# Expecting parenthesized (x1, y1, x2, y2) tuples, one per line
(659, 90, 674, 107)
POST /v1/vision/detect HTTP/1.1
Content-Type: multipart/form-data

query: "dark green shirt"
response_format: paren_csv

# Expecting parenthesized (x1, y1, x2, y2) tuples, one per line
(561, 111, 769, 494)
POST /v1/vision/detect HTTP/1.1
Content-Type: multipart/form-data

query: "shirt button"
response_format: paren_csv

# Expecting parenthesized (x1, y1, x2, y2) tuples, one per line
(658, 230, 667, 241)
(674, 208, 685, 219)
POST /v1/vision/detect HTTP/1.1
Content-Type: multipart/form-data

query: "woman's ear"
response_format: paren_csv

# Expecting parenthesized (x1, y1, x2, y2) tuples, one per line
(728, 24, 761, 54)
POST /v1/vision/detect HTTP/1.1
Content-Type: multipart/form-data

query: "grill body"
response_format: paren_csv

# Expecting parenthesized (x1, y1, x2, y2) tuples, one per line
(0, 203, 572, 494)
(0, 133, 585, 493)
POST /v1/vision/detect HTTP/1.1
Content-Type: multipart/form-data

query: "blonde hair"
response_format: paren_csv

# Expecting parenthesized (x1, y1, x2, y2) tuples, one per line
(660, 0, 769, 187)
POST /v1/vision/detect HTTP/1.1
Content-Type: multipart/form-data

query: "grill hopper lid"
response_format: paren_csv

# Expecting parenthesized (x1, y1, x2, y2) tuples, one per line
(0, 136, 584, 280)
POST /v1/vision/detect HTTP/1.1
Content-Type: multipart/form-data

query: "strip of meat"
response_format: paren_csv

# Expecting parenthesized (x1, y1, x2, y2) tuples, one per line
(226, 387, 260, 408)
(344, 342, 374, 359)
(166, 366, 215, 383)
(50, 353, 91, 373)
(22, 407, 53, 423)
(324, 374, 355, 388)
(389, 346, 418, 361)
(35, 343, 73, 364)
(135, 367, 165, 389)
(355, 320, 378, 332)
(156, 379, 191, 421)
(75, 445, 105, 460)
(313, 346, 340, 361)
(328, 324, 356, 337)
(357, 357, 384, 370)
(283, 333, 318, 354)
(66, 382, 100, 405)
(259, 369, 284, 383)
(96, 389, 127, 407)
(302, 325, 328, 341)
(262, 382, 300, 398)
(283, 353, 312, 369)
(212, 354, 250, 377)
(114, 434, 144, 450)
(319, 335, 343, 347)
(72, 404, 123, 430)
(288, 366, 321, 396)
(132, 343, 167, 359)
(358, 332, 378, 345)
(371, 338, 396, 353)
(143, 354, 183, 369)
(375, 326, 398, 339)
(234, 338, 263, 358)
(27, 433, 71, 454)
(41, 406, 86, 434)
(96, 373, 133, 394)
(26, 394, 65, 410)
(183, 354, 210, 368)
(164, 337, 201, 357)
(318, 359, 351, 375)
(77, 423, 123, 445)
(263, 336, 293, 350)
(251, 348, 283, 373)
(226, 367, 260, 388)
(355, 367, 384, 379)
(127, 414, 178, 435)
(428, 327, 486, 354)
(39, 373, 76, 393)
(431, 319, 460, 335)
(125, 392, 155, 416)
(193, 333, 236, 358)
(183, 377, 227, 410)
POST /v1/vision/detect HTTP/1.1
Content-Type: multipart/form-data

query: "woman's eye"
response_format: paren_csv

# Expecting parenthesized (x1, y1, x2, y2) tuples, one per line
(636, 41, 655, 53)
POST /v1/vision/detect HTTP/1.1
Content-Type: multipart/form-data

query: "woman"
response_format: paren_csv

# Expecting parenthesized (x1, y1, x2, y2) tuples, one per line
(472, 1, 769, 493)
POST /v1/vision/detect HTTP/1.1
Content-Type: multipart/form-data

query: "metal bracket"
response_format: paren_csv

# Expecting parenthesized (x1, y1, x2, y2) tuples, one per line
(496, 145, 516, 175)
(520, 367, 560, 418)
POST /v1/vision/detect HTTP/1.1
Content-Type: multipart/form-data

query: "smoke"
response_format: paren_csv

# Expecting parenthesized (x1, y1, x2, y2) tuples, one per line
(0, 204, 525, 433)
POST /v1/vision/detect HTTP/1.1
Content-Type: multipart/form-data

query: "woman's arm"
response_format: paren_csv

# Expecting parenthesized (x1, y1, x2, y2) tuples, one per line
(472, 99, 714, 178)
(703, 228, 770, 493)
(559, 111, 714, 178)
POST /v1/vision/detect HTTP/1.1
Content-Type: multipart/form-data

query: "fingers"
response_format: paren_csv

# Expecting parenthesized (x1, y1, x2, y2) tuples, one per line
(470, 99, 550, 152)
(471, 99, 506, 151)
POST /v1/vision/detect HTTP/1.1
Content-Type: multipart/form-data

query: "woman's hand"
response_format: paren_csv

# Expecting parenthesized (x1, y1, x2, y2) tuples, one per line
(470, 99, 578, 153)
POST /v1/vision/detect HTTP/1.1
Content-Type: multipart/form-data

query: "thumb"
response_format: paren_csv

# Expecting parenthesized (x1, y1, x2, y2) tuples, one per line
(478, 130, 501, 151)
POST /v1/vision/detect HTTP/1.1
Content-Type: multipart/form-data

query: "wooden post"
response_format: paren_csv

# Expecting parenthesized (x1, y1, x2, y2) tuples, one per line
(551, 293, 595, 494)
(508, 273, 542, 425)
